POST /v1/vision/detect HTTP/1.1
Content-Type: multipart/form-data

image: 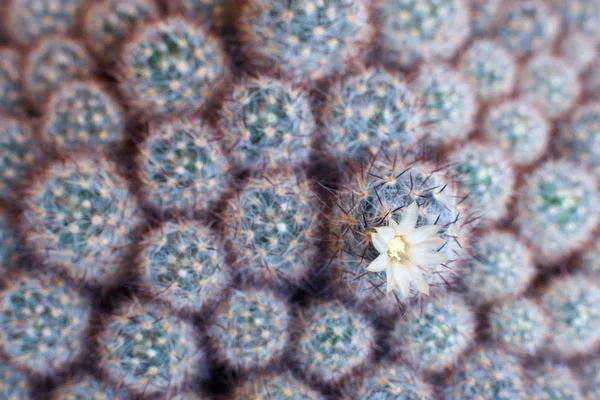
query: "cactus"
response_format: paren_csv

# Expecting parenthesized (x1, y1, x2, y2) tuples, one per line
(463, 231, 536, 303)
(584, 59, 600, 100)
(166, 0, 230, 30)
(448, 144, 515, 225)
(0, 115, 38, 200)
(0, 213, 18, 273)
(136, 119, 230, 215)
(389, 293, 476, 373)
(515, 160, 599, 264)
(40, 80, 126, 151)
(322, 67, 423, 161)
(558, 32, 596, 73)
(556, 102, 600, 176)
(0, 361, 32, 399)
(119, 17, 229, 118)
(550, 0, 600, 39)
(519, 54, 581, 118)
(496, 1, 560, 57)
(0, 273, 91, 374)
(378, 0, 471, 67)
(22, 155, 141, 286)
(483, 99, 550, 167)
(459, 40, 516, 103)
(0, 48, 26, 115)
(332, 153, 467, 307)
(24, 37, 94, 110)
(528, 363, 583, 400)
(540, 274, 600, 358)
(52, 376, 126, 400)
(4, 0, 86, 47)
(240, 0, 372, 83)
(98, 300, 204, 396)
(444, 348, 526, 400)
(222, 170, 319, 286)
(488, 298, 549, 356)
(413, 64, 476, 146)
(581, 239, 600, 282)
(219, 76, 314, 170)
(295, 301, 375, 383)
(207, 289, 291, 371)
(82, 0, 159, 66)
(138, 221, 229, 314)
(350, 363, 434, 400)
(576, 357, 600, 400)
(232, 371, 325, 400)
(470, 0, 501, 34)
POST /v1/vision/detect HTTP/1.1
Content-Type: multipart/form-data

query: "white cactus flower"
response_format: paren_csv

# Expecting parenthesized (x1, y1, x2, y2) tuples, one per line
(367, 201, 448, 297)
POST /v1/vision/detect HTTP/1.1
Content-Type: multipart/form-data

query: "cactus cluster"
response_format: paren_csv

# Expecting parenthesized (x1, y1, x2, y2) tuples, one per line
(0, 115, 38, 198)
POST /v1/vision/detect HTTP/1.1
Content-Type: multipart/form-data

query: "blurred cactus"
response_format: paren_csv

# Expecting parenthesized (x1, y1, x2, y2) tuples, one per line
(576, 357, 600, 400)
(483, 100, 550, 166)
(550, 0, 600, 39)
(207, 289, 291, 371)
(556, 102, 600, 175)
(351, 363, 434, 400)
(527, 363, 583, 400)
(0, 361, 32, 398)
(0, 48, 26, 115)
(219, 76, 314, 170)
(119, 17, 228, 118)
(240, 0, 372, 83)
(233, 371, 325, 400)
(166, 0, 230, 31)
(0, 115, 38, 199)
(22, 155, 140, 285)
(581, 239, 600, 282)
(0, 213, 18, 272)
(389, 293, 476, 373)
(52, 376, 126, 400)
(323, 67, 422, 161)
(470, 0, 500, 34)
(558, 32, 596, 73)
(136, 119, 230, 216)
(0, 273, 91, 374)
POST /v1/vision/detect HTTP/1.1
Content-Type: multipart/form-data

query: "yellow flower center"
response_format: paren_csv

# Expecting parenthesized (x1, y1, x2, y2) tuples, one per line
(387, 235, 407, 262)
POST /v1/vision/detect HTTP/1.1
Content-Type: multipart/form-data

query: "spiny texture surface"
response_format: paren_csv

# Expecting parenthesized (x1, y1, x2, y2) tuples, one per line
(0, 361, 31, 398)
(489, 298, 549, 356)
(24, 37, 94, 109)
(576, 357, 600, 400)
(119, 17, 228, 118)
(0, 48, 26, 115)
(558, 32, 596, 73)
(296, 301, 375, 383)
(528, 363, 583, 400)
(0, 115, 37, 199)
(540, 274, 600, 358)
(223, 170, 319, 286)
(22, 155, 140, 285)
(581, 239, 600, 282)
(556, 102, 600, 175)
(483, 100, 550, 166)
(0, 273, 90, 374)
(515, 160, 599, 264)
(550, 0, 600, 38)
(219, 76, 314, 169)
(41, 81, 126, 151)
(208, 289, 290, 371)
(463, 231, 535, 303)
(240, 0, 372, 83)
(470, 0, 500, 34)
(352, 363, 434, 399)
(167, 0, 230, 30)
(137, 119, 230, 215)
(323, 68, 422, 161)
(0, 213, 18, 273)
(52, 376, 126, 400)
(98, 301, 203, 396)
(389, 293, 475, 372)
(233, 372, 324, 400)
(139, 221, 229, 313)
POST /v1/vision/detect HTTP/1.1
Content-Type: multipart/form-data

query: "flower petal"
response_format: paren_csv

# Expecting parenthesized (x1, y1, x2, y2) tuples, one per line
(396, 201, 419, 233)
(408, 267, 430, 295)
(418, 237, 446, 251)
(392, 265, 411, 298)
(374, 226, 395, 246)
(386, 268, 396, 293)
(389, 218, 400, 232)
(411, 251, 449, 267)
(371, 231, 389, 254)
(367, 254, 390, 273)
(410, 225, 442, 244)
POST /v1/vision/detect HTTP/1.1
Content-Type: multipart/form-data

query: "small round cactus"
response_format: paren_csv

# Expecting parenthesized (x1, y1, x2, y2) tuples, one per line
(52, 376, 126, 400)
(207, 289, 291, 371)
(515, 160, 599, 264)
(576, 357, 600, 400)
(550, 0, 600, 39)
(5, 0, 86, 47)
(0, 273, 91, 374)
(22, 155, 141, 285)
(295, 301, 375, 383)
(459, 40, 517, 102)
(448, 144, 515, 225)
(119, 17, 229, 118)
(240, 0, 373, 83)
(83, 0, 159, 66)
(219, 76, 314, 169)
(98, 300, 204, 396)
(232, 371, 324, 400)
(581, 239, 600, 282)
(24, 37, 94, 110)
(138, 221, 229, 314)
(528, 363, 584, 400)
(463, 231, 536, 303)
(470, 0, 501, 34)
(40, 80, 126, 151)
(414, 64, 476, 146)
(540, 274, 600, 358)
(0, 361, 32, 398)
(389, 293, 476, 373)
(323, 68, 423, 161)
(489, 298, 549, 356)
(0, 115, 38, 199)
(0, 48, 26, 115)
(496, 1, 560, 57)
(378, 0, 471, 67)
(483, 100, 550, 166)
(444, 349, 526, 400)
(351, 363, 434, 400)
(223, 170, 319, 286)
(519, 54, 581, 118)
(166, 0, 230, 30)
(558, 32, 596, 73)
(556, 102, 600, 175)
(136, 119, 230, 215)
